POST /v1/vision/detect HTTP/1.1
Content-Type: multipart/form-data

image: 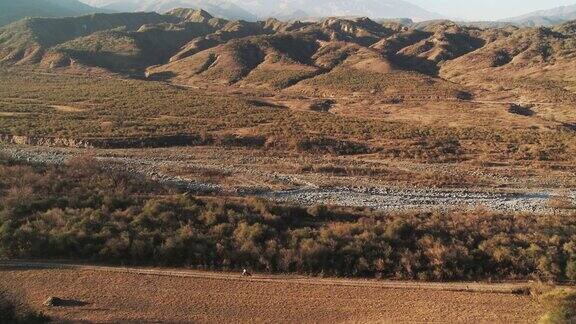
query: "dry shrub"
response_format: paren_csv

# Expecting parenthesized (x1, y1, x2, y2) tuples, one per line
(2, 159, 576, 282)
(537, 288, 576, 324)
(548, 191, 576, 210)
(216, 134, 267, 148)
(0, 290, 49, 323)
(383, 137, 464, 163)
(293, 137, 371, 155)
(508, 104, 534, 117)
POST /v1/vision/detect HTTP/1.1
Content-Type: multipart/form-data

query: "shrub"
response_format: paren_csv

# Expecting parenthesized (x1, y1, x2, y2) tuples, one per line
(0, 291, 49, 324)
(1, 159, 576, 281)
(491, 49, 512, 67)
(538, 288, 576, 324)
(508, 104, 534, 117)
(293, 137, 371, 155)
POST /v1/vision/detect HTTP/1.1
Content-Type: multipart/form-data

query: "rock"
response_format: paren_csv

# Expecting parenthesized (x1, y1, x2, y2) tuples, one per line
(44, 297, 65, 307)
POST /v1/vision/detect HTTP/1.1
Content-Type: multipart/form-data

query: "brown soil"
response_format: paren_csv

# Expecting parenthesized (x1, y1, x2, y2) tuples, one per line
(0, 267, 542, 323)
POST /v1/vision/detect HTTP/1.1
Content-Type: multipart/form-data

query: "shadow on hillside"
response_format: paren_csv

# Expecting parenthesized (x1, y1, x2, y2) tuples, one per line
(560, 122, 576, 132)
(146, 71, 177, 81)
(247, 99, 288, 109)
(390, 54, 440, 75)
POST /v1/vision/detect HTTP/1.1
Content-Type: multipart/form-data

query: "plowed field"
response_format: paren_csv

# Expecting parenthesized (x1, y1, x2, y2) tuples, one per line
(0, 263, 542, 323)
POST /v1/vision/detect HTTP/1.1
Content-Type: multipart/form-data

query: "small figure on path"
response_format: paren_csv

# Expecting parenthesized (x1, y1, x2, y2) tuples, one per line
(242, 268, 252, 277)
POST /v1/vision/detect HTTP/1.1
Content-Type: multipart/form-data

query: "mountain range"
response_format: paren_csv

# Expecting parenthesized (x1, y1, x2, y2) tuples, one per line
(0, 6, 574, 160)
(92, 0, 258, 21)
(79, 0, 442, 21)
(502, 4, 576, 26)
(229, 0, 442, 21)
(4, 0, 576, 27)
(0, 0, 106, 27)
(1, 7, 574, 97)
(78, 0, 576, 27)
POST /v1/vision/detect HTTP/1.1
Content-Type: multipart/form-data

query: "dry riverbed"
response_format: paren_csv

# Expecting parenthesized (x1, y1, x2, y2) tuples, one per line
(1, 145, 574, 214)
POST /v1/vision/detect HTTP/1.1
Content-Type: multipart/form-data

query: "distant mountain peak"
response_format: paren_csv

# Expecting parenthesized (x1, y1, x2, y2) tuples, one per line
(502, 4, 576, 27)
(168, 8, 214, 21)
(80, 0, 442, 21)
(81, 0, 257, 21)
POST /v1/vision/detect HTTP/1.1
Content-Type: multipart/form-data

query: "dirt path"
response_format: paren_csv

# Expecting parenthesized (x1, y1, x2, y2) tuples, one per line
(0, 261, 543, 323)
(0, 261, 532, 294)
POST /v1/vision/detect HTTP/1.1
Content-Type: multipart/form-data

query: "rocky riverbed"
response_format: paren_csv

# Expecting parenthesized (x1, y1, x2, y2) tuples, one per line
(261, 186, 562, 214)
(2, 145, 574, 214)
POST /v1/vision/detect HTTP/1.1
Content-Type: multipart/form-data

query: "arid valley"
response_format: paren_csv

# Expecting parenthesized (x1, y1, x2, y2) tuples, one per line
(1, 0, 576, 322)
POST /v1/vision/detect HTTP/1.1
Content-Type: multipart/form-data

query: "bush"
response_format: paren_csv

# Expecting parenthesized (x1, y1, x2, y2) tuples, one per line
(0, 291, 49, 324)
(538, 288, 576, 324)
(1, 159, 576, 281)
(293, 137, 371, 155)
(491, 49, 512, 67)
(508, 104, 534, 117)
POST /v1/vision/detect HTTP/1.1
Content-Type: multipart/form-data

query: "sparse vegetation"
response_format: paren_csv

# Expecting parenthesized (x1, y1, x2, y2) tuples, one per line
(296, 67, 465, 99)
(537, 288, 576, 324)
(2, 68, 573, 163)
(548, 192, 576, 210)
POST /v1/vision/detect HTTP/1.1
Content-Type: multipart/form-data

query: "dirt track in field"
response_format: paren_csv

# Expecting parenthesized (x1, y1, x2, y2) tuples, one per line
(0, 262, 542, 323)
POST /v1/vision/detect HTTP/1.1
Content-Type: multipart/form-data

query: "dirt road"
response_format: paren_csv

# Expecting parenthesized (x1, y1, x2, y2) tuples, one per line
(0, 261, 533, 294)
(0, 261, 543, 323)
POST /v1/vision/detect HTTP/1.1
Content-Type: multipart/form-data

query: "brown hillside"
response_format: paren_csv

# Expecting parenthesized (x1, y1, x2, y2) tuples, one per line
(440, 22, 576, 104)
(148, 32, 323, 87)
(0, 12, 171, 64)
(0, 11, 574, 134)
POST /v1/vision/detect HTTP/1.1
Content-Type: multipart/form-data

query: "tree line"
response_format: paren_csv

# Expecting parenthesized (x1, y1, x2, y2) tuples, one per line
(1, 155, 576, 282)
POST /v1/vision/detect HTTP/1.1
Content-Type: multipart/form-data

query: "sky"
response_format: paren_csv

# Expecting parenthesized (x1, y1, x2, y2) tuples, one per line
(410, 0, 576, 20)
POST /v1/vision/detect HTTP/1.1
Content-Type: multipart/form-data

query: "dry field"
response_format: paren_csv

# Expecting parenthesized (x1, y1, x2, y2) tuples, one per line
(0, 264, 543, 323)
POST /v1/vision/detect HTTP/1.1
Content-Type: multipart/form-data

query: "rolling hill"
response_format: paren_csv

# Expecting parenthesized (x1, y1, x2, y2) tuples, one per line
(0, 0, 106, 27)
(0, 12, 177, 65)
(146, 15, 474, 101)
(440, 21, 576, 103)
(0, 7, 574, 108)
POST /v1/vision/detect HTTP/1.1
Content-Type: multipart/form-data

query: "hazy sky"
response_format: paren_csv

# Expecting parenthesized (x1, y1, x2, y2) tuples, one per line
(410, 0, 576, 20)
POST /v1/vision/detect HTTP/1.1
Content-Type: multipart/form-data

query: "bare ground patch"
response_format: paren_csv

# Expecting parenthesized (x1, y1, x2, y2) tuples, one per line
(0, 265, 542, 323)
(0, 112, 31, 117)
(50, 105, 85, 113)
